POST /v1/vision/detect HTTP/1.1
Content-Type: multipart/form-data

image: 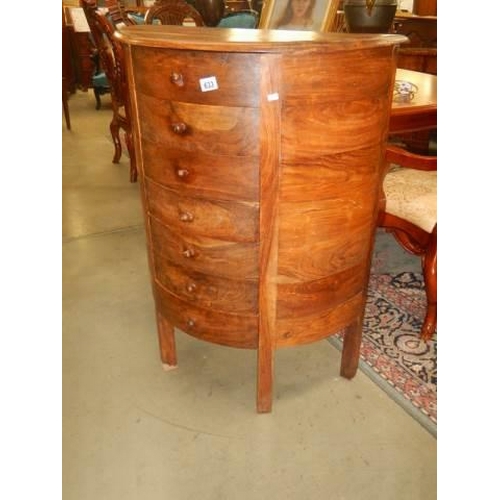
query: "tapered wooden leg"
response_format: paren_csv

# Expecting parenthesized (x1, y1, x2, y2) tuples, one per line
(421, 226, 437, 341)
(109, 117, 122, 164)
(156, 311, 177, 371)
(256, 344, 273, 413)
(340, 316, 363, 379)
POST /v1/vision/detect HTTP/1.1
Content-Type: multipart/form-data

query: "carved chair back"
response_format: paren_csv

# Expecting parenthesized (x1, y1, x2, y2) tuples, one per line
(82, 0, 127, 106)
(105, 0, 146, 26)
(81, 0, 137, 182)
(143, 0, 205, 25)
(105, 0, 136, 26)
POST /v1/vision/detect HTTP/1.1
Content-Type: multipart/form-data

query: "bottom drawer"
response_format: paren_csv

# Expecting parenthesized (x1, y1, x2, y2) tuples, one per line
(154, 282, 258, 349)
(275, 292, 364, 347)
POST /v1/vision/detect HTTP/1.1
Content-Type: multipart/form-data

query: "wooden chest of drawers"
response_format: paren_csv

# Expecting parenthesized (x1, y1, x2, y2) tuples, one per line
(117, 26, 406, 412)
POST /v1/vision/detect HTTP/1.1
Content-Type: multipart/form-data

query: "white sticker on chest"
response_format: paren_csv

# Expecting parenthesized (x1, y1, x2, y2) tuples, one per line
(199, 76, 219, 92)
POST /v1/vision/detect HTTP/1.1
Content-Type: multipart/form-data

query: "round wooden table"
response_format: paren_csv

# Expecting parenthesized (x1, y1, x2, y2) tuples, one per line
(390, 68, 437, 134)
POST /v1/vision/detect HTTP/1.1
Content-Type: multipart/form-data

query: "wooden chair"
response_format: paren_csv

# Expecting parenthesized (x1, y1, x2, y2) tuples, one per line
(81, 0, 137, 182)
(143, 0, 205, 25)
(378, 145, 437, 341)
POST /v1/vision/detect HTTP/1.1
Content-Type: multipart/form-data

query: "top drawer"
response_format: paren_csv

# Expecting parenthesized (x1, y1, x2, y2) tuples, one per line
(131, 47, 261, 107)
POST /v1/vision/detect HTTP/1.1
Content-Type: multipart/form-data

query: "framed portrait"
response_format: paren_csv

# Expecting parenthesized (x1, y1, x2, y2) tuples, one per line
(259, 0, 340, 31)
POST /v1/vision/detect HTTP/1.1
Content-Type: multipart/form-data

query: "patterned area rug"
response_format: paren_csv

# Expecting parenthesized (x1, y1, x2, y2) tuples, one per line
(328, 270, 437, 436)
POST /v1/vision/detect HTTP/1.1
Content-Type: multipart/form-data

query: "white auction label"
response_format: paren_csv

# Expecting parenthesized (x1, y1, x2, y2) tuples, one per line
(199, 76, 219, 92)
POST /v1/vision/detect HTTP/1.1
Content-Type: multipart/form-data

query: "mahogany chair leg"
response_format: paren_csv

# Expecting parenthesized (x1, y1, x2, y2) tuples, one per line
(256, 343, 274, 413)
(421, 226, 437, 341)
(93, 88, 102, 110)
(62, 77, 71, 131)
(156, 311, 177, 370)
(125, 131, 138, 183)
(340, 315, 363, 379)
(109, 118, 122, 164)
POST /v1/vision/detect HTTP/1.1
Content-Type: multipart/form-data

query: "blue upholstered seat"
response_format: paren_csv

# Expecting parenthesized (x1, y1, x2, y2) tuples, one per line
(217, 12, 258, 29)
(92, 71, 108, 88)
(127, 13, 146, 24)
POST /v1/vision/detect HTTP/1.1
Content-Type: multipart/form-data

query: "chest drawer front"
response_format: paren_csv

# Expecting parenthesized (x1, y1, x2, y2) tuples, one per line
(275, 265, 365, 319)
(137, 94, 260, 157)
(279, 146, 380, 203)
(132, 47, 260, 107)
(282, 97, 389, 158)
(141, 139, 259, 202)
(150, 217, 259, 280)
(275, 292, 363, 347)
(154, 283, 258, 349)
(146, 180, 259, 243)
(282, 47, 394, 102)
(154, 257, 258, 314)
(277, 199, 374, 281)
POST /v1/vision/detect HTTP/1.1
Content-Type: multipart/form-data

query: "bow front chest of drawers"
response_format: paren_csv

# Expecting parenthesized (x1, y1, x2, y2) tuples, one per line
(116, 26, 406, 412)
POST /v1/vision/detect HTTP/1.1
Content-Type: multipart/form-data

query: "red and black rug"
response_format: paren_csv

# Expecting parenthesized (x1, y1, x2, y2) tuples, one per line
(329, 271, 437, 436)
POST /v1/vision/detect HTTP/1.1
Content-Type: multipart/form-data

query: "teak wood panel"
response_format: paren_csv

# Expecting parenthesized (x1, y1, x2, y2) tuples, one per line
(137, 94, 260, 156)
(145, 179, 259, 242)
(149, 216, 260, 280)
(154, 257, 258, 314)
(281, 47, 396, 101)
(275, 292, 364, 347)
(141, 139, 260, 202)
(154, 283, 259, 348)
(275, 264, 365, 318)
(282, 97, 391, 157)
(279, 145, 382, 202)
(277, 202, 375, 281)
(131, 47, 261, 107)
(256, 53, 282, 413)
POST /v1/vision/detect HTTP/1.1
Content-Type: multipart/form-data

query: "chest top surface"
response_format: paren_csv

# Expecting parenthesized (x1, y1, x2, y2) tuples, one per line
(115, 25, 407, 52)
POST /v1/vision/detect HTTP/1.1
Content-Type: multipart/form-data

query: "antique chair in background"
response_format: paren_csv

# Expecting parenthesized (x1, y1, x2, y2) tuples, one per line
(81, 0, 137, 182)
(378, 145, 437, 341)
(143, 0, 205, 25)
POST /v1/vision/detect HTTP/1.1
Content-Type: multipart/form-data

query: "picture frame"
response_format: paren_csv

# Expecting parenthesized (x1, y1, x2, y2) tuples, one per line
(258, 0, 340, 32)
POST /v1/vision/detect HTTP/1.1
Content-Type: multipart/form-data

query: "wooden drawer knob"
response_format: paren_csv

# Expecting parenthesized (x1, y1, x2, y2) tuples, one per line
(179, 211, 194, 222)
(170, 72, 184, 87)
(175, 168, 190, 179)
(171, 122, 188, 135)
(182, 248, 196, 258)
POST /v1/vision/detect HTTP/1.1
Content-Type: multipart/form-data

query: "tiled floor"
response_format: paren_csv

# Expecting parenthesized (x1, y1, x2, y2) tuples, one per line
(62, 90, 437, 500)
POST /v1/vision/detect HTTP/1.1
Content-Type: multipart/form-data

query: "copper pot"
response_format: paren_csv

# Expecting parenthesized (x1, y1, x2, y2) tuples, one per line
(194, 0, 225, 26)
(343, 0, 398, 33)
